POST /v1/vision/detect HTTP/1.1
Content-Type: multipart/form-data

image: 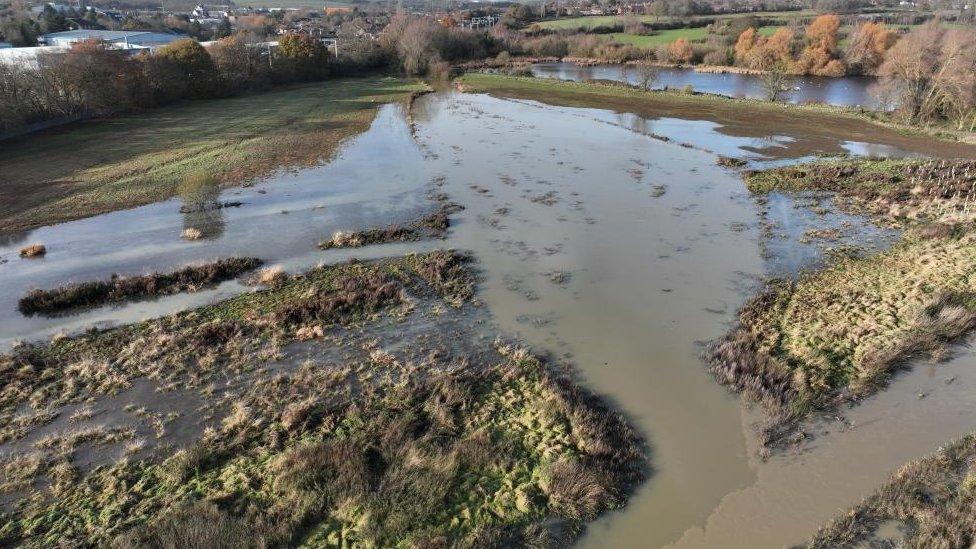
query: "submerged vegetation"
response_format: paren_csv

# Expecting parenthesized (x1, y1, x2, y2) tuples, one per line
(18, 257, 263, 316)
(807, 433, 976, 548)
(0, 251, 646, 547)
(319, 206, 457, 250)
(709, 158, 976, 447)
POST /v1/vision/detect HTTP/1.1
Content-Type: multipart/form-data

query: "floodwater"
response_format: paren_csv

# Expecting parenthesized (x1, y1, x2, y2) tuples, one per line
(3, 89, 976, 547)
(532, 62, 882, 108)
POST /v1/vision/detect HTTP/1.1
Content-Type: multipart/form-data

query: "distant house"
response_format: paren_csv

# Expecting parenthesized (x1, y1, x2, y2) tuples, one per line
(38, 30, 188, 50)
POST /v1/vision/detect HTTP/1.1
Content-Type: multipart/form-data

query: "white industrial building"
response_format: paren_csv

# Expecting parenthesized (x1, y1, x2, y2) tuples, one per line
(38, 30, 187, 49)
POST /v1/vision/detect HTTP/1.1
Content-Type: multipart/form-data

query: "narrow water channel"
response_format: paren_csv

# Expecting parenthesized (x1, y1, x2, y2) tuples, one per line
(2, 90, 974, 547)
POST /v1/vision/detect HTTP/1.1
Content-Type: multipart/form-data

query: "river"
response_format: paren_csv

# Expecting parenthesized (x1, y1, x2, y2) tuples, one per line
(531, 62, 883, 108)
(2, 89, 974, 547)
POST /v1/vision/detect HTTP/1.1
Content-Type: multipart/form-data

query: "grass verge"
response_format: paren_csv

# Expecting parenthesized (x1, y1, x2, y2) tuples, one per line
(0, 77, 425, 234)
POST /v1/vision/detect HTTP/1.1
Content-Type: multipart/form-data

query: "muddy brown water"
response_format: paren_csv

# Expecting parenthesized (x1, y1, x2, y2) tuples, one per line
(2, 90, 976, 547)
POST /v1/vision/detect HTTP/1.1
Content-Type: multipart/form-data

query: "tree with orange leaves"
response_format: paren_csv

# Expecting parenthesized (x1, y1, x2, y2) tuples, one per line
(805, 14, 840, 53)
(844, 21, 899, 75)
(734, 27, 759, 63)
(736, 27, 794, 71)
(667, 38, 694, 64)
(796, 14, 844, 76)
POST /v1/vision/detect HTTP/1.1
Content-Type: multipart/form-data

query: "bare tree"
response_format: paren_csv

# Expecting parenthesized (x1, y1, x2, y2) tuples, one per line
(636, 64, 659, 91)
(759, 60, 793, 102)
(879, 23, 976, 127)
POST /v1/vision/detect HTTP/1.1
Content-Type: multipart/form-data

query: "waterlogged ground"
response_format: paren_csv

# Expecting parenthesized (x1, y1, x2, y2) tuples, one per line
(3, 87, 976, 547)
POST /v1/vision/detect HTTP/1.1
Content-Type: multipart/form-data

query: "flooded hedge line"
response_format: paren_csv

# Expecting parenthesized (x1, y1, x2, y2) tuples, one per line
(18, 257, 263, 316)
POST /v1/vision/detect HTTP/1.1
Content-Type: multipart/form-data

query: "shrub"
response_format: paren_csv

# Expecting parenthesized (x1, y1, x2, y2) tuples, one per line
(156, 38, 220, 98)
(276, 33, 331, 82)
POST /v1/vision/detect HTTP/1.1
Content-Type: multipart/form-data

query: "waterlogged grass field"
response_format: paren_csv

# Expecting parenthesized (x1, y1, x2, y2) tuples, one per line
(710, 159, 976, 445)
(0, 77, 424, 234)
(0, 251, 645, 546)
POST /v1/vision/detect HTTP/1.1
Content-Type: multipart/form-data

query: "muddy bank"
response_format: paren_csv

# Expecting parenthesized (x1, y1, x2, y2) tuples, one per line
(806, 433, 976, 548)
(0, 251, 647, 547)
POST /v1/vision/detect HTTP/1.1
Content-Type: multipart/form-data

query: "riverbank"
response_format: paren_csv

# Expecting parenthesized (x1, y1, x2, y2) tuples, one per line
(0, 250, 647, 546)
(456, 73, 976, 158)
(708, 158, 976, 449)
(0, 77, 427, 235)
(806, 432, 976, 547)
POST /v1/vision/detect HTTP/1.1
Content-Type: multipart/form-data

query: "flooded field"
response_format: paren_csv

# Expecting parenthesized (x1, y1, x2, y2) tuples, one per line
(532, 62, 881, 108)
(3, 86, 976, 547)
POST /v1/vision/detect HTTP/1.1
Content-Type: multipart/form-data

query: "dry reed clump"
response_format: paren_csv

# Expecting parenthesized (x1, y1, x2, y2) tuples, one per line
(18, 257, 263, 316)
(414, 249, 475, 306)
(272, 271, 403, 327)
(19, 244, 46, 258)
(318, 207, 455, 250)
(180, 228, 203, 241)
(807, 433, 976, 548)
(255, 265, 286, 285)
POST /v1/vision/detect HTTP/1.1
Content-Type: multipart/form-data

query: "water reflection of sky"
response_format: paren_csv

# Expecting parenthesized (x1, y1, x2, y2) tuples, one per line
(0, 104, 434, 346)
(532, 62, 882, 108)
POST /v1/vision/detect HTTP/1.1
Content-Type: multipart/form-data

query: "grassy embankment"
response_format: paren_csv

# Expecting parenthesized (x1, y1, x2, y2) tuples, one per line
(457, 73, 976, 158)
(806, 433, 976, 547)
(0, 76, 425, 234)
(0, 251, 646, 547)
(708, 159, 976, 446)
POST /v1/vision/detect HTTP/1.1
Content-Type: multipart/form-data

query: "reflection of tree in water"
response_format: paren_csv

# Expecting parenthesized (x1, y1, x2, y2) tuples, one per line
(612, 112, 652, 137)
(179, 173, 225, 240)
(0, 230, 31, 248)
